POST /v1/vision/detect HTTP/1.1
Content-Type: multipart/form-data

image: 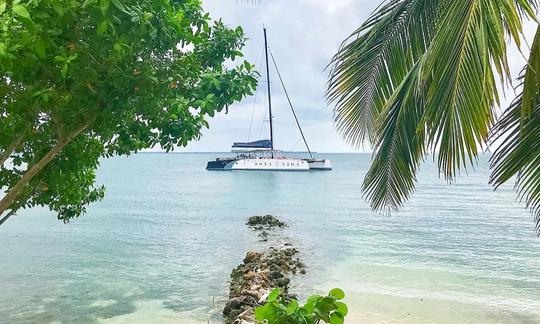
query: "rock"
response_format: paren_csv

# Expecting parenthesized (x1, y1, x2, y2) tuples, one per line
(243, 271, 255, 280)
(244, 251, 261, 264)
(250, 284, 261, 291)
(276, 277, 290, 287)
(247, 215, 286, 229)
(299, 268, 307, 275)
(270, 270, 284, 279)
(223, 297, 244, 315)
(241, 289, 262, 299)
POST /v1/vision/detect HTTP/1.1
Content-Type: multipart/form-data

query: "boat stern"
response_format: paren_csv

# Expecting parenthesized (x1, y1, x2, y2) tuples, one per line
(306, 159, 332, 171)
(206, 158, 234, 170)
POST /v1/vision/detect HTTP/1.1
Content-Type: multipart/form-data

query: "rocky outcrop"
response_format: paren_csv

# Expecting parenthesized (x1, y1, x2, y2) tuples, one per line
(247, 214, 286, 229)
(224, 215, 305, 324)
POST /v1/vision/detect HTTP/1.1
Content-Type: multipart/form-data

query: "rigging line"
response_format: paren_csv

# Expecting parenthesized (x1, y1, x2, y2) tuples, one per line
(247, 46, 266, 141)
(268, 49, 313, 159)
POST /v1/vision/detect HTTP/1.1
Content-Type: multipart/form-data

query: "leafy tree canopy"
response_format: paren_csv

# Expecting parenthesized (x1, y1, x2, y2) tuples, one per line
(328, 0, 540, 233)
(0, 0, 258, 224)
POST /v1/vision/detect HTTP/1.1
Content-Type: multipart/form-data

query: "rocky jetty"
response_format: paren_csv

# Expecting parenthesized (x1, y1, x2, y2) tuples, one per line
(223, 215, 305, 323)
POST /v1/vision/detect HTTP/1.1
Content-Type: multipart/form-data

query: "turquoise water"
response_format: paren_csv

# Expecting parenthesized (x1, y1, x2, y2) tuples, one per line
(1, 153, 539, 323)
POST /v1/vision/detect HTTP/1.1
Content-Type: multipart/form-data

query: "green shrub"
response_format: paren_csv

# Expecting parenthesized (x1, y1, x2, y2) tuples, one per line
(255, 288, 348, 324)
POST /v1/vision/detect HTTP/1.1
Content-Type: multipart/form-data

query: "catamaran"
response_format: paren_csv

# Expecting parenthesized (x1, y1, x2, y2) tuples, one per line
(206, 28, 332, 172)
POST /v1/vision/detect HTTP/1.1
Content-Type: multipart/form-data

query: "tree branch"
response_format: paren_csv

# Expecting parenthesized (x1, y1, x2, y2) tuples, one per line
(0, 210, 15, 226)
(0, 116, 97, 226)
(0, 132, 25, 166)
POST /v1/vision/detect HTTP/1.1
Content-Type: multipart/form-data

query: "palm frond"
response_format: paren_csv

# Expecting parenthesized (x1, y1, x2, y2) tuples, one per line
(421, 0, 528, 180)
(490, 91, 540, 234)
(328, 0, 538, 214)
(363, 62, 426, 211)
(521, 24, 540, 122)
(327, 0, 442, 146)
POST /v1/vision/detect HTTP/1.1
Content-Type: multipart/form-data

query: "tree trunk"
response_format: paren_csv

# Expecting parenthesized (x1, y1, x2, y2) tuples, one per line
(0, 120, 93, 226)
(0, 133, 25, 166)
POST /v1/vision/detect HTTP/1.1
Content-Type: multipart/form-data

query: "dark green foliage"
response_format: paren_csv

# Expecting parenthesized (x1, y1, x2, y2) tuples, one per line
(0, 0, 257, 223)
(255, 288, 348, 324)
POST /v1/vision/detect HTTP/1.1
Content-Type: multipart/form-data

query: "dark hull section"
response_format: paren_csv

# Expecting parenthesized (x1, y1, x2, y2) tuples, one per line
(206, 159, 233, 170)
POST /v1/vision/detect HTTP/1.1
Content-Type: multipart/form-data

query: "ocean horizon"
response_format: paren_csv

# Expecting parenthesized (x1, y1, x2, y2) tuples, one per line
(1, 153, 539, 323)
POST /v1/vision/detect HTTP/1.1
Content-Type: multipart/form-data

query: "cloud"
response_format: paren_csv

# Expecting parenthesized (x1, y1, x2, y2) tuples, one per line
(180, 0, 538, 153)
(182, 0, 375, 153)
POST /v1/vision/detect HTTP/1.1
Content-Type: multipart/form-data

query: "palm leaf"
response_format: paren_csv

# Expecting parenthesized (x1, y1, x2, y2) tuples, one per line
(363, 62, 426, 211)
(420, 0, 530, 180)
(490, 90, 540, 233)
(328, 0, 538, 214)
(521, 24, 540, 123)
(327, 0, 442, 146)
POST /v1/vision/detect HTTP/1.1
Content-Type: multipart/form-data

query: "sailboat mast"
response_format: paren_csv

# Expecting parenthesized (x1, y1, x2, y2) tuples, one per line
(263, 27, 274, 156)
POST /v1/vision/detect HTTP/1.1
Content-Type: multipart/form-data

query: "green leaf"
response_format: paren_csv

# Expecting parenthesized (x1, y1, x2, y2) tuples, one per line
(286, 300, 299, 315)
(35, 38, 47, 58)
(81, 0, 96, 9)
(100, 0, 110, 14)
(303, 294, 320, 313)
(490, 92, 540, 234)
(335, 302, 348, 316)
(12, 4, 31, 19)
(255, 303, 278, 321)
(54, 55, 65, 62)
(521, 25, 540, 124)
(0, 3, 6, 15)
(61, 63, 69, 78)
(267, 288, 280, 302)
(212, 78, 221, 90)
(329, 288, 345, 300)
(111, 0, 128, 13)
(330, 312, 345, 324)
(97, 20, 108, 34)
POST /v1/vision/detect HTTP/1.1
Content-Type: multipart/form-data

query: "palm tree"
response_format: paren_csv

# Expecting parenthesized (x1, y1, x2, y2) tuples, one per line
(327, 0, 540, 232)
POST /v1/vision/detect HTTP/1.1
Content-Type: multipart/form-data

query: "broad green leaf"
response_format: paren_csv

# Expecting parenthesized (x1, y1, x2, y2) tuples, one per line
(12, 4, 31, 19)
(329, 288, 345, 300)
(255, 303, 278, 321)
(286, 300, 299, 315)
(0, 3, 6, 15)
(330, 312, 345, 324)
(335, 302, 348, 316)
(267, 288, 280, 302)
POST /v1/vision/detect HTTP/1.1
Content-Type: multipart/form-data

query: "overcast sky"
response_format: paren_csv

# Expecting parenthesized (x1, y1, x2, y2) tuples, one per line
(180, 0, 537, 153)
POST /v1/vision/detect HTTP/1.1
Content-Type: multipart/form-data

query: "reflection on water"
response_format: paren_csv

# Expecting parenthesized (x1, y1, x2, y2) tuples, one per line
(1, 153, 539, 323)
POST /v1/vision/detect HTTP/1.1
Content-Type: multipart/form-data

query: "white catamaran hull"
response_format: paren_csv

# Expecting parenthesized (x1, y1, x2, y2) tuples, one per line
(208, 158, 310, 171)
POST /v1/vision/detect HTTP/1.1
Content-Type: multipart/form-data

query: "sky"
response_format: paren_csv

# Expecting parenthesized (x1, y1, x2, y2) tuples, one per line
(180, 0, 537, 153)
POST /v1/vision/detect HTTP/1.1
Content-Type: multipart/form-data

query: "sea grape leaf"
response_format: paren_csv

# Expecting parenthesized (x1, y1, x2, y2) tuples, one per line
(329, 288, 345, 300)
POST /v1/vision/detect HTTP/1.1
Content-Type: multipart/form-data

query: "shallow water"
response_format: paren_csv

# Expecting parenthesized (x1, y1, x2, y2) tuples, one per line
(1, 153, 539, 323)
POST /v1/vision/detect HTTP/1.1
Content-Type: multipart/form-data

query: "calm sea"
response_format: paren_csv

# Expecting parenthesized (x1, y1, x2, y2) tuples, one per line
(1, 153, 539, 323)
